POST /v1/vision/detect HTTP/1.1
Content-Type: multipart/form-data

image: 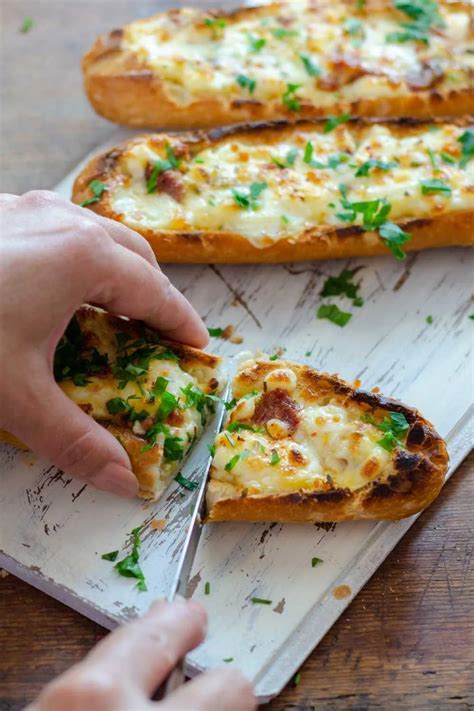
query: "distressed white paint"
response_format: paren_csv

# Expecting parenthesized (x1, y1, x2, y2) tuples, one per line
(0, 137, 472, 702)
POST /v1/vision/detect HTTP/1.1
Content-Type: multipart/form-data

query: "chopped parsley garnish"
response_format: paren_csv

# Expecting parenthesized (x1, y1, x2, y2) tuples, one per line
(247, 33, 266, 52)
(237, 74, 256, 94)
(387, 0, 445, 44)
(204, 17, 226, 30)
(378, 222, 412, 260)
(114, 527, 147, 592)
(208, 443, 217, 457)
(101, 550, 119, 562)
(175, 472, 198, 491)
(223, 657, 234, 663)
(311, 557, 323, 567)
(273, 147, 298, 169)
(146, 143, 181, 193)
(54, 315, 108, 386)
(270, 451, 280, 466)
(303, 142, 326, 169)
(272, 28, 298, 40)
(374, 411, 410, 452)
(458, 129, 474, 168)
(225, 454, 241, 471)
(355, 160, 397, 177)
(164, 437, 185, 462)
(426, 315, 433, 324)
(251, 597, 272, 605)
(20, 17, 33, 33)
(204, 581, 211, 595)
(208, 327, 224, 337)
(79, 179, 108, 207)
(323, 113, 351, 134)
(338, 185, 392, 229)
(300, 53, 321, 77)
(227, 422, 261, 433)
(232, 182, 268, 210)
(440, 152, 456, 165)
(317, 304, 352, 327)
(282, 83, 302, 112)
(320, 269, 362, 306)
(420, 179, 452, 196)
(426, 148, 439, 172)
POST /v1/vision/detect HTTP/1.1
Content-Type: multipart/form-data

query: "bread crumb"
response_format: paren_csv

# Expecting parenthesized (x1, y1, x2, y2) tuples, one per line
(353, 379, 362, 389)
(0, 569, 9, 578)
(371, 386, 380, 394)
(333, 584, 352, 599)
(150, 519, 167, 530)
(230, 335, 244, 344)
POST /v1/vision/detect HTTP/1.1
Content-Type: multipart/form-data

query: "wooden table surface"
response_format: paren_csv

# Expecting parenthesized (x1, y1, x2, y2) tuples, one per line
(1, 1, 473, 709)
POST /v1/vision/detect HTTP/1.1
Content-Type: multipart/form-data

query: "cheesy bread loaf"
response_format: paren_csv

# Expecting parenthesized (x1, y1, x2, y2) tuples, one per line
(72, 119, 474, 263)
(0, 307, 223, 500)
(206, 355, 449, 522)
(82, 0, 473, 129)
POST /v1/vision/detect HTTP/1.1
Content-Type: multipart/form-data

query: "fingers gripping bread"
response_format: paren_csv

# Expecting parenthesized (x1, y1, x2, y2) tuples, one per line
(82, 0, 473, 129)
(72, 119, 474, 263)
(206, 356, 449, 522)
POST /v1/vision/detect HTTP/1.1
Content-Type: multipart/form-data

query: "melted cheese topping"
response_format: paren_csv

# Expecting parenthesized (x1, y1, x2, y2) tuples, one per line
(123, 1, 472, 105)
(110, 123, 474, 248)
(211, 366, 393, 495)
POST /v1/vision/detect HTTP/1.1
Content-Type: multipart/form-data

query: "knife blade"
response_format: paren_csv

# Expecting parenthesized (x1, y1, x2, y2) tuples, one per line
(163, 381, 231, 696)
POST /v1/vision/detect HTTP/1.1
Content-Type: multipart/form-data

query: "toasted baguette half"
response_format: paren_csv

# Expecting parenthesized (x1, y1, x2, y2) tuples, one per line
(72, 118, 474, 263)
(82, 0, 473, 129)
(206, 356, 449, 523)
(0, 307, 223, 500)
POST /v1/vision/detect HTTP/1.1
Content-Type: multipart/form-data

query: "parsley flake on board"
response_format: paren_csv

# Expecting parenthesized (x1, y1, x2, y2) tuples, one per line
(426, 315, 434, 324)
(204, 581, 211, 595)
(232, 182, 268, 210)
(300, 53, 321, 77)
(251, 597, 272, 605)
(317, 304, 352, 327)
(421, 179, 452, 195)
(175, 472, 198, 491)
(282, 83, 302, 112)
(320, 269, 362, 306)
(323, 112, 351, 133)
(208, 327, 224, 337)
(237, 74, 257, 94)
(458, 129, 474, 168)
(101, 550, 119, 562)
(114, 527, 147, 592)
(79, 179, 108, 207)
(311, 557, 323, 567)
(293, 672, 302, 686)
(469, 314, 474, 320)
(223, 657, 234, 663)
(20, 17, 33, 32)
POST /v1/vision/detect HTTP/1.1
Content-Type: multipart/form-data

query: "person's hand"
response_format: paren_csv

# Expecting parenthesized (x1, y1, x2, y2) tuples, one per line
(28, 598, 256, 711)
(0, 190, 208, 497)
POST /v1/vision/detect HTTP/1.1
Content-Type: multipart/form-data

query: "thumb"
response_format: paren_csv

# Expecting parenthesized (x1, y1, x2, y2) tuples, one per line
(10, 368, 139, 497)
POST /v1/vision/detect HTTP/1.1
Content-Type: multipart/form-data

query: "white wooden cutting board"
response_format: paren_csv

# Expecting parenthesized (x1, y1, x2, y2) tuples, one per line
(0, 137, 472, 703)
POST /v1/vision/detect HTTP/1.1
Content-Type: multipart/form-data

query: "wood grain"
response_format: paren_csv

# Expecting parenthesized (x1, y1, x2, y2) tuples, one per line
(0, 1, 473, 708)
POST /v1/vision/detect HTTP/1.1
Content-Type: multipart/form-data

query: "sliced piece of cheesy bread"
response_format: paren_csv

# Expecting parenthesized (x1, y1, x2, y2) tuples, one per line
(206, 356, 448, 522)
(72, 119, 474, 263)
(1, 307, 223, 500)
(82, 0, 473, 128)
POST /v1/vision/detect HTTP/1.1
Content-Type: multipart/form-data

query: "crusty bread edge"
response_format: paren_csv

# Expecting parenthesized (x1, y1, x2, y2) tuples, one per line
(71, 119, 474, 263)
(205, 361, 449, 522)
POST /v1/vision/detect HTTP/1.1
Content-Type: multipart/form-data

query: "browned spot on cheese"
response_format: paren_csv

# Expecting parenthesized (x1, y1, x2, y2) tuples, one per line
(362, 457, 380, 478)
(333, 584, 352, 599)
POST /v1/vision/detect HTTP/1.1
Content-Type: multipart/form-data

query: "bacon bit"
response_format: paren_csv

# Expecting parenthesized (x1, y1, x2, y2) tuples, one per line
(78, 403, 93, 415)
(172, 142, 190, 159)
(253, 389, 300, 435)
(150, 518, 167, 530)
(208, 377, 219, 391)
(333, 584, 352, 599)
(371, 386, 380, 394)
(156, 170, 184, 202)
(406, 60, 444, 90)
(166, 409, 185, 427)
(142, 416, 155, 431)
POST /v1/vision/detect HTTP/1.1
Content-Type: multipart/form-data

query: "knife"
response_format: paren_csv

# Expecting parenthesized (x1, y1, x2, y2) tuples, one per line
(163, 381, 230, 696)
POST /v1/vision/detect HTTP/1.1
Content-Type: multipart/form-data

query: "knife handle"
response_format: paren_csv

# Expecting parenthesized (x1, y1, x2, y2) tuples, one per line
(164, 660, 185, 696)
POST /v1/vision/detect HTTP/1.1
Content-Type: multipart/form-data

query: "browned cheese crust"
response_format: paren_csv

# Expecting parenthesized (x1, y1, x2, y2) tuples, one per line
(82, 2, 474, 128)
(206, 359, 449, 523)
(71, 118, 474, 264)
